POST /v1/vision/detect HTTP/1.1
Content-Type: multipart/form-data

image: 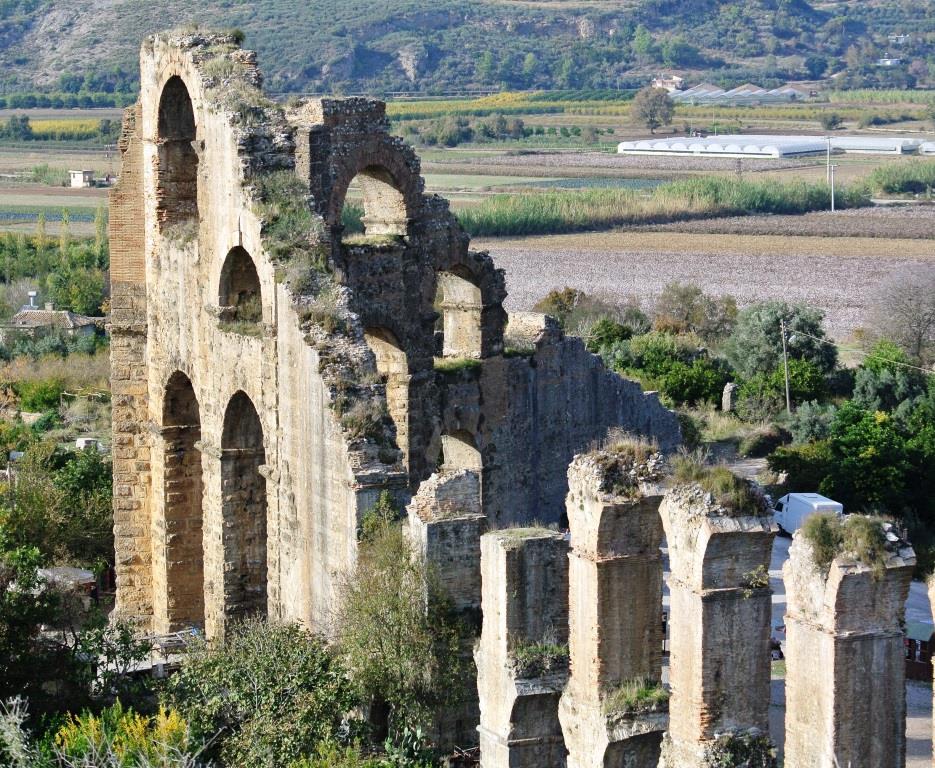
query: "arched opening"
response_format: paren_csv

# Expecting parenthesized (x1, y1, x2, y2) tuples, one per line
(161, 371, 204, 630)
(341, 166, 408, 240)
(364, 327, 409, 464)
(436, 267, 483, 359)
(156, 75, 199, 229)
(439, 429, 482, 473)
(220, 391, 267, 621)
(218, 247, 263, 331)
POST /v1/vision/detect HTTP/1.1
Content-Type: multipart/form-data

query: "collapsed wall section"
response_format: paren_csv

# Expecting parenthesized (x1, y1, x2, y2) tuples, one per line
(476, 529, 569, 768)
(659, 482, 776, 767)
(783, 523, 915, 768)
(559, 447, 668, 768)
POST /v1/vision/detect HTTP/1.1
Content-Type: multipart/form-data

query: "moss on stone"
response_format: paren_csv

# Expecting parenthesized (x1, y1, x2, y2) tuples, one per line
(603, 677, 669, 716)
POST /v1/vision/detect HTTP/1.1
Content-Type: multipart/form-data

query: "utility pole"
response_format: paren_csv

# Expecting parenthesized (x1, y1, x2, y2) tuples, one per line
(830, 164, 837, 212)
(826, 136, 831, 184)
(780, 317, 792, 415)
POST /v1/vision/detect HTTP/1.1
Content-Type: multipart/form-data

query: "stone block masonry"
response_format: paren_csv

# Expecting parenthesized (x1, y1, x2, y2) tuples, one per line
(784, 523, 915, 768)
(476, 529, 569, 768)
(559, 448, 668, 768)
(112, 29, 679, 639)
(658, 484, 777, 768)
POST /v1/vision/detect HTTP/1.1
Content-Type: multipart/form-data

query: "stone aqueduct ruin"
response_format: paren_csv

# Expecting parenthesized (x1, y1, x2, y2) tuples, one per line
(111, 31, 920, 768)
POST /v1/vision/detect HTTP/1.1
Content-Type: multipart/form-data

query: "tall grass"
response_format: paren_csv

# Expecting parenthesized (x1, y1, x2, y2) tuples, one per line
(867, 160, 935, 195)
(458, 176, 870, 237)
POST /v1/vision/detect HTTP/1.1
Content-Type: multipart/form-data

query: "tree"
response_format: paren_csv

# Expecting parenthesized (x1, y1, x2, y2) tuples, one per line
(164, 619, 357, 767)
(631, 87, 674, 134)
(865, 268, 935, 365)
(723, 301, 837, 380)
(652, 282, 737, 341)
(631, 24, 655, 61)
(337, 495, 465, 741)
(819, 113, 843, 130)
(521, 52, 538, 79)
(804, 55, 829, 79)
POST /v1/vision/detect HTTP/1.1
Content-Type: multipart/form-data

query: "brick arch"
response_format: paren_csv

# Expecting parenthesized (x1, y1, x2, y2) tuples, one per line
(156, 370, 205, 631)
(155, 74, 200, 229)
(326, 141, 424, 236)
(220, 390, 268, 622)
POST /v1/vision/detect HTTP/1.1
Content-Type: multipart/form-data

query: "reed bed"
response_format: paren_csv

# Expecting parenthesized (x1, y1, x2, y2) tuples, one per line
(458, 176, 870, 237)
(867, 160, 935, 195)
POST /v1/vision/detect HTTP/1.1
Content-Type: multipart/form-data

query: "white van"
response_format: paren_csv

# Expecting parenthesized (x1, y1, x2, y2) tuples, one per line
(773, 493, 843, 534)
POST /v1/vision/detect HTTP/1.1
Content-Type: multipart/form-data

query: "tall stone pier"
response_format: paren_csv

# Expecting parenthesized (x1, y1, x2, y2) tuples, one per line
(658, 481, 777, 767)
(783, 520, 915, 768)
(406, 469, 487, 748)
(558, 447, 668, 767)
(929, 576, 935, 768)
(476, 529, 570, 768)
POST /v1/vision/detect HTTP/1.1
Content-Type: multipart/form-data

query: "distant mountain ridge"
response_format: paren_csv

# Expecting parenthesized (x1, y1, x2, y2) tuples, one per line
(0, 0, 930, 96)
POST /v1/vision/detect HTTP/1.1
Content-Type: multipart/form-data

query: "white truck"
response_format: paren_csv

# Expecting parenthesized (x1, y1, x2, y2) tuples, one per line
(773, 492, 843, 534)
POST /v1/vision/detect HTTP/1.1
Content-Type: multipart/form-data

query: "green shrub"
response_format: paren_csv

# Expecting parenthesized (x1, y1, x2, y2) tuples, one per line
(584, 316, 632, 353)
(738, 425, 791, 458)
(789, 401, 837, 444)
(766, 440, 834, 491)
(801, 513, 890, 577)
(653, 282, 737, 342)
(13, 378, 64, 411)
(659, 357, 729, 406)
(164, 619, 358, 767)
(677, 412, 702, 451)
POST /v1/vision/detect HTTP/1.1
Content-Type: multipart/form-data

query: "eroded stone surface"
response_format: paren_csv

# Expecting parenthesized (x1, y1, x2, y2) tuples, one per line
(783, 529, 915, 768)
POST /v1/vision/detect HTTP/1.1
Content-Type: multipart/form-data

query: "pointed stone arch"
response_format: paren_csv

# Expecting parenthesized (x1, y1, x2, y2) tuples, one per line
(218, 246, 263, 326)
(364, 326, 410, 465)
(436, 266, 484, 359)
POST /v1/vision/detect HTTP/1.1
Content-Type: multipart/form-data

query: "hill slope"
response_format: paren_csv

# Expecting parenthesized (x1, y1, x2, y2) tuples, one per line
(0, 0, 931, 96)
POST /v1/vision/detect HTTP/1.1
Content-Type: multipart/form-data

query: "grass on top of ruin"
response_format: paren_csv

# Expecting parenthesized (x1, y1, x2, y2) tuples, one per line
(671, 452, 764, 517)
(603, 677, 669, 716)
(801, 512, 892, 577)
(456, 175, 871, 237)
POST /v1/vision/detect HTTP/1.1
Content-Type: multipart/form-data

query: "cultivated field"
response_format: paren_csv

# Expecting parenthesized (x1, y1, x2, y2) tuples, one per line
(479, 210, 935, 340)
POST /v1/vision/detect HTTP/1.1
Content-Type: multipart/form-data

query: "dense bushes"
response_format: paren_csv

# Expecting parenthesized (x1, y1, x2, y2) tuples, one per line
(165, 620, 358, 768)
(868, 161, 935, 195)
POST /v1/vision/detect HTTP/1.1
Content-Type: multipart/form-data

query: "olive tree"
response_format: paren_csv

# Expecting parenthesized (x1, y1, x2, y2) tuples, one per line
(865, 268, 935, 366)
(723, 301, 837, 380)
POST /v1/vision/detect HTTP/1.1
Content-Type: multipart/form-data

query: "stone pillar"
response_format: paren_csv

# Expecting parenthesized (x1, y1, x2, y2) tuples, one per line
(407, 469, 487, 748)
(659, 482, 776, 767)
(783, 521, 915, 768)
(110, 103, 153, 629)
(559, 448, 668, 768)
(476, 529, 569, 768)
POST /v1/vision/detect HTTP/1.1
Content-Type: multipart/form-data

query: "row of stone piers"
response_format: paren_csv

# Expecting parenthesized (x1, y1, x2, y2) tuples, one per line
(406, 448, 916, 768)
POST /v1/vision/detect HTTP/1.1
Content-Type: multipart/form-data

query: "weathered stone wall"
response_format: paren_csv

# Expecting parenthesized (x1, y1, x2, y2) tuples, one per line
(476, 529, 569, 768)
(113, 31, 680, 641)
(659, 484, 776, 767)
(437, 328, 681, 527)
(783, 527, 915, 768)
(559, 449, 668, 768)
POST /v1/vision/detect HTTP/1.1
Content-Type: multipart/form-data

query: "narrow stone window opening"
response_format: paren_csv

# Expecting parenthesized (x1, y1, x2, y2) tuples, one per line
(341, 166, 408, 242)
(439, 429, 481, 473)
(156, 76, 199, 231)
(218, 246, 263, 335)
(220, 391, 267, 622)
(364, 326, 409, 464)
(161, 371, 204, 631)
(436, 267, 483, 359)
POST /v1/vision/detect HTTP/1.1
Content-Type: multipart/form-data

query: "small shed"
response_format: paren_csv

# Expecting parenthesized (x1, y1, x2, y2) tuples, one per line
(905, 621, 935, 681)
(7, 305, 101, 339)
(69, 170, 95, 188)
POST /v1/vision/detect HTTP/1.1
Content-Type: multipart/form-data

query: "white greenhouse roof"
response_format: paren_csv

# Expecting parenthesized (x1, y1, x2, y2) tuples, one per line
(617, 134, 932, 159)
(617, 135, 827, 158)
(920, 142, 935, 156)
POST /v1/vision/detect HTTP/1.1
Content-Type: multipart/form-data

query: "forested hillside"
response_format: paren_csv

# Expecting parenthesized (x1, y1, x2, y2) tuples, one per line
(0, 0, 932, 100)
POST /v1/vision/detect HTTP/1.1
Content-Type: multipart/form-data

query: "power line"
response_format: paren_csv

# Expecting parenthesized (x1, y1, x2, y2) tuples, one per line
(788, 328, 933, 375)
